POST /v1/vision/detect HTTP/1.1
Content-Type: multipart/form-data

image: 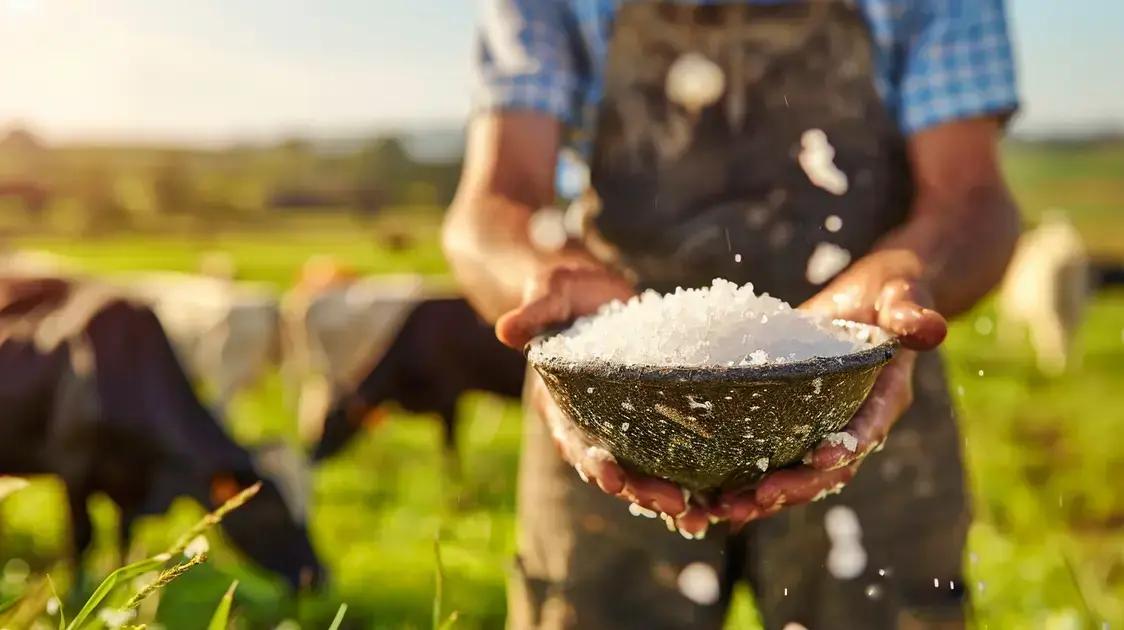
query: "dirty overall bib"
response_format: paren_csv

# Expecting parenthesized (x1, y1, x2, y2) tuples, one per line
(512, 3, 970, 629)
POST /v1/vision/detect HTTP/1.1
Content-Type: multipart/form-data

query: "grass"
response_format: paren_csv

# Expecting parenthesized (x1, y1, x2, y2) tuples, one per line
(1, 143, 1123, 628)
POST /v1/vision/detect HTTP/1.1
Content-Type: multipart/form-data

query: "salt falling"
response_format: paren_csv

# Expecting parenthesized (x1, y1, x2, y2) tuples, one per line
(798, 129, 848, 195)
(530, 279, 867, 367)
(806, 242, 851, 285)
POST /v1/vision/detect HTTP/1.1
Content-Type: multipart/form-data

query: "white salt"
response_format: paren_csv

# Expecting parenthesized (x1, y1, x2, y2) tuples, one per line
(677, 562, 721, 605)
(798, 129, 848, 195)
(825, 215, 843, 232)
(825, 506, 862, 541)
(734, 253, 742, 263)
(825, 506, 866, 579)
(806, 242, 852, 285)
(666, 53, 726, 113)
(756, 457, 770, 471)
(824, 431, 858, 452)
(827, 542, 866, 579)
(530, 279, 866, 368)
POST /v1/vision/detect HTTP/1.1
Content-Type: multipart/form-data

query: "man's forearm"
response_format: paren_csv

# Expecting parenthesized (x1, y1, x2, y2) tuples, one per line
(877, 182, 1020, 318)
(443, 193, 602, 323)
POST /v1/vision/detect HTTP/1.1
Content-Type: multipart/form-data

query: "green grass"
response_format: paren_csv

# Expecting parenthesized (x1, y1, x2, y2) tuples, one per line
(2, 143, 1123, 628)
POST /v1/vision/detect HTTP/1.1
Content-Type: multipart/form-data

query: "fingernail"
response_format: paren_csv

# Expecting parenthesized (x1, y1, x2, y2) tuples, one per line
(661, 513, 677, 532)
(707, 514, 722, 525)
(628, 503, 658, 519)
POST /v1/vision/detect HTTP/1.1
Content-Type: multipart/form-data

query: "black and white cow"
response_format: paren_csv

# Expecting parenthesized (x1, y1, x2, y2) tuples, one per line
(311, 297, 526, 463)
(0, 276, 322, 589)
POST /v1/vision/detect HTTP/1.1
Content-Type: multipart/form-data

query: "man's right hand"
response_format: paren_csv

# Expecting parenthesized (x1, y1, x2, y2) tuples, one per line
(495, 266, 713, 538)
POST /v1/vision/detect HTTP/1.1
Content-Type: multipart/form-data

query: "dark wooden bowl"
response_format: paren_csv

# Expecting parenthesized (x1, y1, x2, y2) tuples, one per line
(527, 321, 897, 495)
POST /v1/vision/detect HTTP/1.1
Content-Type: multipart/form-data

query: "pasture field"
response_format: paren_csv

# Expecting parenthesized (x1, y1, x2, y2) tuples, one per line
(2, 142, 1124, 628)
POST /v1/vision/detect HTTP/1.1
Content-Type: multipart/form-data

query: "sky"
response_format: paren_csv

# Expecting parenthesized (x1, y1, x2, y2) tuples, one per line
(0, 0, 1121, 144)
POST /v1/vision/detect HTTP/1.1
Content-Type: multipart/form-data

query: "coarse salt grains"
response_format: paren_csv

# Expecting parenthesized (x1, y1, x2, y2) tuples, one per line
(530, 279, 867, 368)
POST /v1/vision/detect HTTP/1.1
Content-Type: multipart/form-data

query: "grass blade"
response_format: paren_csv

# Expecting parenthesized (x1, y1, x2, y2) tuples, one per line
(437, 611, 459, 630)
(167, 482, 261, 558)
(432, 535, 444, 630)
(65, 556, 166, 630)
(123, 553, 208, 611)
(327, 603, 348, 630)
(47, 574, 66, 630)
(206, 580, 239, 630)
(0, 590, 24, 615)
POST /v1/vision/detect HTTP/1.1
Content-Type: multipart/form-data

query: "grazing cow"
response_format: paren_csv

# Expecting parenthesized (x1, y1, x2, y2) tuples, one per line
(122, 272, 283, 415)
(997, 212, 1090, 375)
(0, 251, 280, 415)
(312, 297, 526, 462)
(281, 261, 434, 442)
(0, 276, 322, 589)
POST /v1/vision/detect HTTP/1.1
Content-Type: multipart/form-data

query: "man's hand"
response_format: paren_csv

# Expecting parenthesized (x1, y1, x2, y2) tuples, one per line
(713, 249, 948, 527)
(497, 266, 714, 537)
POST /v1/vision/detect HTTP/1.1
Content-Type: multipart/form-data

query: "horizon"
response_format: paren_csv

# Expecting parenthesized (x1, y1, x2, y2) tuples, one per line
(1, 0, 1121, 145)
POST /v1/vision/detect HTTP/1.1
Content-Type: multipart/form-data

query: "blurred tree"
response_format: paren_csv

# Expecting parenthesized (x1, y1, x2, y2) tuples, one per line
(353, 136, 412, 214)
(151, 153, 196, 217)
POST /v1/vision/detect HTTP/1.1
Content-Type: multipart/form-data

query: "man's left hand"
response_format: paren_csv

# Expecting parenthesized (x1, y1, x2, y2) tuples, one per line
(712, 249, 948, 527)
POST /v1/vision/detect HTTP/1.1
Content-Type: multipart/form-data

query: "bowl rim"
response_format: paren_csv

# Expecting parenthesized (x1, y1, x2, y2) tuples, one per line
(527, 319, 899, 384)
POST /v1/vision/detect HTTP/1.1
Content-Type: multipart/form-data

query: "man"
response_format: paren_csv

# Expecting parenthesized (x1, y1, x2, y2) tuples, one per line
(444, 1, 1020, 628)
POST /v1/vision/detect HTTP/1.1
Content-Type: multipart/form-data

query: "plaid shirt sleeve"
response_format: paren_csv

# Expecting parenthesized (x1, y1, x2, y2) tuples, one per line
(899, 0, 1020, 134)
(473, 0, 584, 124)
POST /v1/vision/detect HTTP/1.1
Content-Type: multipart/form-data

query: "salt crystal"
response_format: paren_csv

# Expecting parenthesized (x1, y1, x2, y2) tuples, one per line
(825, 506, 862, 541)
(734, 253, 742, 263)
(865, 584, 882, 600)
(825, 431, 858, 452)
(621, 401, 634, 411)
(666, 53, 726, 113)
(806, 243, 852, 285)
(531, 279, 866, 368)
(621, 422, 630, 432)
(677, 562, 720, 604)
(812, 377, 823, 394)
(825, 215, 843, 232)
(756, 457, 769, 471)
(798, 129, 849, 195)
(587, 387, 595, 393)
(828, 543, 866, 579)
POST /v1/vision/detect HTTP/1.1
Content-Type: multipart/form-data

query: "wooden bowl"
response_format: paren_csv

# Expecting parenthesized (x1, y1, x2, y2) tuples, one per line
(527, 321, 897, 494)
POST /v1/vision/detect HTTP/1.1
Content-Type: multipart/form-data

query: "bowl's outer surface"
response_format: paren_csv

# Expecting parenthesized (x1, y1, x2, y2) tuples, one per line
(529, 324, 897, 494)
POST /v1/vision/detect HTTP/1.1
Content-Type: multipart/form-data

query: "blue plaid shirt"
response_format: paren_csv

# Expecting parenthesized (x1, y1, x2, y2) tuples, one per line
(474, 0, 1019, 141)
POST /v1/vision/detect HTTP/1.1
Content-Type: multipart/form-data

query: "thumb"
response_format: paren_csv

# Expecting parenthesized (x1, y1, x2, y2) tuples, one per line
(496, 290, 571, 349)
(876, 279, 946, 351)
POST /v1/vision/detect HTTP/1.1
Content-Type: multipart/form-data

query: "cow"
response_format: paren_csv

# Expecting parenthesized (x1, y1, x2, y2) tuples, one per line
(280, 258, 434, 442)
(311, 297, 527, 465)
(0, 250, 281, 416)
(997, 212, 1090, 376)
(0, 276, 322, 589)
(122, 271, 283, 416)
